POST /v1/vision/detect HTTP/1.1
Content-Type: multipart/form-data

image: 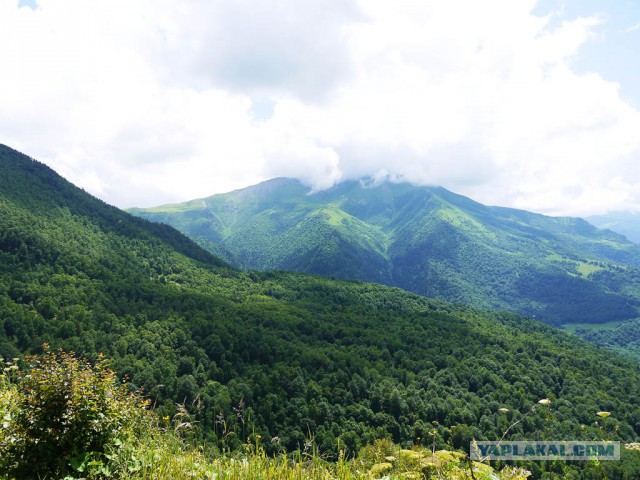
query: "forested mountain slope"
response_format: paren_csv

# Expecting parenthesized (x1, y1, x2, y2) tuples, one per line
(130, 178, 640, 326)
(2, 145, 640, 477)
(575, 318, 640, 361)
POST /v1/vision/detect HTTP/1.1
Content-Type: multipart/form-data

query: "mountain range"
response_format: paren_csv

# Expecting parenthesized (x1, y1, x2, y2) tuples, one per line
(3, 144, 640, 475)
(587, 211, 640, 244)
(130, 178, 640, 327)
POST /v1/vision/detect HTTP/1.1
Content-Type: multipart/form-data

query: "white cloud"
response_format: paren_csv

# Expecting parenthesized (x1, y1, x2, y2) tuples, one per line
(139, 0, 362, 101)
(625, 22, 640, 33)
(1, 0, 640, 215)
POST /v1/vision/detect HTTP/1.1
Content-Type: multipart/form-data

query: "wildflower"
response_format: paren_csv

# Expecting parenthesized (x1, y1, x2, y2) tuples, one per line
(370, 462, 393, 476)
(538, 398, 551, 405)
(499, 408, 509, 412)
(596, 411, 611, 418)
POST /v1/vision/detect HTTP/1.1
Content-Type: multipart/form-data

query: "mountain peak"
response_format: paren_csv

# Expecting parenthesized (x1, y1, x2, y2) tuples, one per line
(131, 177, 640, 326)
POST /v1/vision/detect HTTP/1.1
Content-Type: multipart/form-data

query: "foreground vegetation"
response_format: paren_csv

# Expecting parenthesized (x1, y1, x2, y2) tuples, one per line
(4, 350, 640, 479)
(0, 350, 541, 479)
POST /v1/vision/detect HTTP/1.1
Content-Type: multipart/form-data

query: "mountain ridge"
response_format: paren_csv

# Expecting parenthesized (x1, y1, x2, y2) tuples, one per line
(130, 177, 640, 326)
(0, 144, 227, 268)
(588, 210, 640, 244)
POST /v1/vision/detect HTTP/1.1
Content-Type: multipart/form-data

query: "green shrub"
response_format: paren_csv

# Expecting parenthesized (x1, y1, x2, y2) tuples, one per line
(0, 346, 150, 478)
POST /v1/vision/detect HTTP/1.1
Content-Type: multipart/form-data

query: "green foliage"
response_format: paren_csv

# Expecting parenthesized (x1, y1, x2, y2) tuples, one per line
(0, 346, 150, 478)
(573, 318, 640, 362)
(1, 352, 528, 479)
(356, 442, 532, 479)
(0, 144, 226, 269)
(129, 177, 640, 328)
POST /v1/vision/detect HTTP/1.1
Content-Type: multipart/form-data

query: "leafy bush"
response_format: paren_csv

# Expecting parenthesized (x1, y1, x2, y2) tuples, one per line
(0, 346, 150, 478)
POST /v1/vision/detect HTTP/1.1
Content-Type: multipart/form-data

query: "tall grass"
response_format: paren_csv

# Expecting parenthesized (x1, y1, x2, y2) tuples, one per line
(102, 431, 530, 480)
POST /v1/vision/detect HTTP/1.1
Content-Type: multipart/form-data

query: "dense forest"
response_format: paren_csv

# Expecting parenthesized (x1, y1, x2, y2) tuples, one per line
(129, 178, 640, 327)
(2, 145, 640, 477)
(574, 319, 640, 362)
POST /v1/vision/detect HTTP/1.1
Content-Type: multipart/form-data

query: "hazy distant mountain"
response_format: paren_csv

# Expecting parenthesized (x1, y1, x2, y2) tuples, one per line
(587, 211, 640, 244)
(130, 178, 640, 326)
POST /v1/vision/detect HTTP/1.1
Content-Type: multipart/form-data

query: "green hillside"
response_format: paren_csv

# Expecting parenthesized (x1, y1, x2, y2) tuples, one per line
(2, 145, 640, 477)
(130, 178, 640, 326)
(571, 318, 640, 362)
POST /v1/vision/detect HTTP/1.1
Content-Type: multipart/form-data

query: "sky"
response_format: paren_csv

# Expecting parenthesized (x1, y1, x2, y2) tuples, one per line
(2, 0, 640, 217)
